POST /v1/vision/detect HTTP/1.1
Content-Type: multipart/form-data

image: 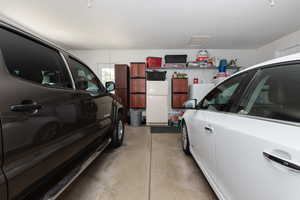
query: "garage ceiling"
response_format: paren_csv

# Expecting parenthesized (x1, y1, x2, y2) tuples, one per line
(1, 0, 300, 50)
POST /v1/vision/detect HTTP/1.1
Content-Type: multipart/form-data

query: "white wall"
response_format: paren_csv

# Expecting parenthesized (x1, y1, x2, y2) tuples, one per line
(256, 29, 300, 63)
(69, 49, 258, 72)
(69, 49, 258, 113)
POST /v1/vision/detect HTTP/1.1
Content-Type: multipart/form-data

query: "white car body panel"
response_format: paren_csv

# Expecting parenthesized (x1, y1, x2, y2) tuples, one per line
(183, 52, 300, 200)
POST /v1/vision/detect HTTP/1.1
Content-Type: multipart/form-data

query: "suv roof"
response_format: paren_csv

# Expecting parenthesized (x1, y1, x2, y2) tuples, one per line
(0, 19, 84, 64)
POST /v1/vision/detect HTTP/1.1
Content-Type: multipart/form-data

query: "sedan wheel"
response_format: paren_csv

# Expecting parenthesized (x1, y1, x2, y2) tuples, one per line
(182, 123, 190, 155)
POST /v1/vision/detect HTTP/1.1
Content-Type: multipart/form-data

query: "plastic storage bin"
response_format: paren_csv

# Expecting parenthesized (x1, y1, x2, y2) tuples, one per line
(146, 71, 167, 81)
(165, 55, 187, 64)
(146, 57, 162, 67)
(130, 109, 142, 126)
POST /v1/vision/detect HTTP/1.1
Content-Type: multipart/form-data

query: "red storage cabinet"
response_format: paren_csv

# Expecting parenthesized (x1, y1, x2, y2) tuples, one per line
(172, 78, 189, 108)
(130, 62, 146, 109)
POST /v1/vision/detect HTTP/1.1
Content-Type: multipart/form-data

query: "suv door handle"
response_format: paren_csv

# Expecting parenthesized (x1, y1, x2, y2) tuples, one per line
(10, 102, 42, 113)
(263, 151, 300, 172)
(204, 125, 213, 133)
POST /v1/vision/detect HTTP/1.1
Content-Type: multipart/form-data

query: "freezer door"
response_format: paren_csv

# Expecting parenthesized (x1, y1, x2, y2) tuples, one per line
(146, 96, 168, 125)
(147, 81, 168, 96)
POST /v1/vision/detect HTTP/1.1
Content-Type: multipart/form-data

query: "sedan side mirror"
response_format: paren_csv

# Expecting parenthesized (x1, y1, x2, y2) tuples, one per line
(183, 99, 198, 109)
(105, 81, 115, 92)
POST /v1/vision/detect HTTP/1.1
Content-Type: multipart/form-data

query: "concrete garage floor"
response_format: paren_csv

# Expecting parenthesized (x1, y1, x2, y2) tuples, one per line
(58, 126, 217, 200)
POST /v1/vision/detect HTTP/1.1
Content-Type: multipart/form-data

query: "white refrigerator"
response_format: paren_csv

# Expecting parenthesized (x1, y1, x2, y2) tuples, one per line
(146, 81, 169, 126)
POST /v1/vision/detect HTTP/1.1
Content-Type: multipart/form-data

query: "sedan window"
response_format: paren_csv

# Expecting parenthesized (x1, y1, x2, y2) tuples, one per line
(201, 72, 249, 112)
(240, 64, 300, 124)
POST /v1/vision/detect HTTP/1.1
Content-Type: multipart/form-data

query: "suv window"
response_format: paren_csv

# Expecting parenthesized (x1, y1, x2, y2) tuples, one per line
(240, 64, 300, 123)
(200, 72, 251, 112)
(0, 27, 72, 88)
(68, 57, 105, 93)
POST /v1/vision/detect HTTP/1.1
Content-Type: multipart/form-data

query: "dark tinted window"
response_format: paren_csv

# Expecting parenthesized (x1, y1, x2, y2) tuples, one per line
(240, 64, 300, 123)
(68, 58, 105, 93)
(201, 72, 250, 112)
(0, 27, 72, 88)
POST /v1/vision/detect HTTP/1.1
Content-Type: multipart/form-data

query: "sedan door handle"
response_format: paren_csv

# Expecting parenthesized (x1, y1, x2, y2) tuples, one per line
(204, 125, 213, 133)
(263, 151, 300, 172)
(10, 103, 42, 113)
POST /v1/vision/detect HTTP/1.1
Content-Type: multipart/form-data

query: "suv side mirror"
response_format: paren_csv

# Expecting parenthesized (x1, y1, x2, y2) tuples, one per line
(183, 99, 198, 109)
(105, 81, 115, 92)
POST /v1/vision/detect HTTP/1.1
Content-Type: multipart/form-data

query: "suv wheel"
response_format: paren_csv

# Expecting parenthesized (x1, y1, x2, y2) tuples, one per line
(111, 114, 124, 148)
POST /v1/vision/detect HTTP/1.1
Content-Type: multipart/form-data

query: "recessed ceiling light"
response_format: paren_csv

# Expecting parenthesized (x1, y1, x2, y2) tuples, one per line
(87, 0, 93, 8)
(268, 0, 275, 7)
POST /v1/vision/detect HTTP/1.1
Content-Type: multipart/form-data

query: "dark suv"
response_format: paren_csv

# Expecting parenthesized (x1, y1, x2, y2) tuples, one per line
(0, 21, 125, 200)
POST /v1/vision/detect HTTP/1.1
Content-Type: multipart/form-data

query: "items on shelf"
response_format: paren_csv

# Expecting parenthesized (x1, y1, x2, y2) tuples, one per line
(172, 72, 188, 79)
(218, 59, 228, 72)
(196, 50, 209, 62)
(228, 59, 238, 68)
(165, 55, 187, 64)
(169, 111, 185, 127)
(193, 78, 199, 84)
(213, 72, 230, 84)
(146, 57, 162, 68)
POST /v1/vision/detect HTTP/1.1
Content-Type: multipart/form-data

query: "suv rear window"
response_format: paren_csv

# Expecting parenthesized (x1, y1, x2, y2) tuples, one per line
(241, 64, 300, 124)
(0, 27, 72, 89)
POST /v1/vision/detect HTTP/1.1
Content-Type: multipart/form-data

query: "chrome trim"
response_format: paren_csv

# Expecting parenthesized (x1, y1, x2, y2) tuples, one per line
(199, 109, 300, 128)
(236, 114, 300, 128)
(41, 138, 111, 200)
(59, 52, 75, 90)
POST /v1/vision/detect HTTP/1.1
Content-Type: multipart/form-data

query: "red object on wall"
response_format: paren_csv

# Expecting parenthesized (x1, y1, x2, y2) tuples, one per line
(146, 57, 162, 68)
(193, 78, 199, 84)
(196, 57, 209, 62)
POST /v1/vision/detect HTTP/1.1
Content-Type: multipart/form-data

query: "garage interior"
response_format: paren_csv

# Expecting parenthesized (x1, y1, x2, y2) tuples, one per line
(1, 1, 300, 200)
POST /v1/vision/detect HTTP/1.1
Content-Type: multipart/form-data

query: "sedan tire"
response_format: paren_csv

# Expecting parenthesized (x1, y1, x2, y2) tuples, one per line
(182, 122, 191, 155)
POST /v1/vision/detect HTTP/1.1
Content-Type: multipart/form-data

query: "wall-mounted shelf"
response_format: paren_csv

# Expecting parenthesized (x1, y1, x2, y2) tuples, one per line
(146, 66, 242, 70)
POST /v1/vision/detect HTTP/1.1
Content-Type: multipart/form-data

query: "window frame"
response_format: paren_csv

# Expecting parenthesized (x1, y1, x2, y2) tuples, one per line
(67, 56, 106, 94)
(0, 25, 74, 91)
(237, 60, 300, 125)
(198, 69, 258, 113)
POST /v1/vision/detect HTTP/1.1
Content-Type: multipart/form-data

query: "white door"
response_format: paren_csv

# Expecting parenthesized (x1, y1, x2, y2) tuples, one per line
(195, 70, 256, 198)
(190, 110, 213, 175)
(210, 64, 300, 200)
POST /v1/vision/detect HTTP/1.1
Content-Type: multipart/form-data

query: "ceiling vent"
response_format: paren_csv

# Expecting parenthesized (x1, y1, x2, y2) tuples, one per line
(188, 35, 211, 48)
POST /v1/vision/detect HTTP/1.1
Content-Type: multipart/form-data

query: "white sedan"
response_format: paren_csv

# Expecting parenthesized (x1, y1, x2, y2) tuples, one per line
(182, 53, 300, 200)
